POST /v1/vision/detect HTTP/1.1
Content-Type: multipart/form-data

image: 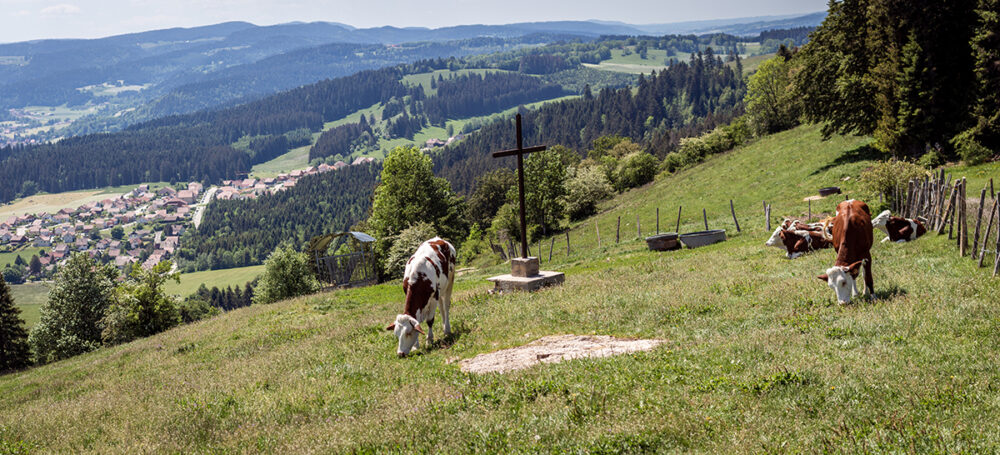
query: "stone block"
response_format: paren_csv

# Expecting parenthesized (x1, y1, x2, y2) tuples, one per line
(510, 256, 539, 277)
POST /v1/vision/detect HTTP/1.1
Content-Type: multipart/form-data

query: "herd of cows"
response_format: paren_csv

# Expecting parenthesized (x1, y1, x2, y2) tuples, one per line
(385, 200, 928, 357)
(767, 199, 928, 305)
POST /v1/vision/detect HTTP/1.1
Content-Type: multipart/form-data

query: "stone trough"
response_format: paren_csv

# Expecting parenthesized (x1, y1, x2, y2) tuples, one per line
(644, 232, 680, 251)
(679, 229, 727, 248)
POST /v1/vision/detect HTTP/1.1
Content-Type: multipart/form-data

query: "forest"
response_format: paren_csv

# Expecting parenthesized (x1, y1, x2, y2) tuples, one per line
(176, 163, 381, 271)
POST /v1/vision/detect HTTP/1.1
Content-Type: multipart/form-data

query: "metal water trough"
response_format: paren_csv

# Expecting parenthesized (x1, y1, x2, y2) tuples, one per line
(819, 186, 842, 197)
(645, 232, 680, 251)
(679, 229, 727, 248)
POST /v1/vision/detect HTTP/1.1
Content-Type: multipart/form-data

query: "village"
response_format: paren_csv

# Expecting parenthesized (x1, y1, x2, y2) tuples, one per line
(0, 155, 376, 282)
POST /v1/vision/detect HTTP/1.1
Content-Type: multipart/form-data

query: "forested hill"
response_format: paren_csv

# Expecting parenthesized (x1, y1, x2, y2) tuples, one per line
(435, 52, 745, 193)
(177, 163, 381, 271)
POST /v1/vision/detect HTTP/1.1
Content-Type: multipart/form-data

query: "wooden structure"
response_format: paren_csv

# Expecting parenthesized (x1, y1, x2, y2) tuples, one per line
(307, 231, 377, 288)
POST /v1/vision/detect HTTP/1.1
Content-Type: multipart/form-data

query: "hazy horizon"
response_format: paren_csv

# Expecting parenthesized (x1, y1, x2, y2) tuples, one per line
(0, 0, 826, 44)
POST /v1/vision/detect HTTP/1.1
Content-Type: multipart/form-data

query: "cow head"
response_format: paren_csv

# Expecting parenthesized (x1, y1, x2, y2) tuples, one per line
(872, 210, 892, 232)
(765, 226, 785, 248)
(818, 260, 865, 305)
(386, 314, 425, 357)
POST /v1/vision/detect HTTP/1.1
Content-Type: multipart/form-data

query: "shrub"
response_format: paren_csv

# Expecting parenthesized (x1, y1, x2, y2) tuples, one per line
(384, 222, 438, 280)
(660, 119, 749, 174)
(252, 246, 320, 305)
(857, 159, 930, 202)
(565, 165, 614, 220)
(613, 152, 659, 191)
(178, 297, 220, 324)
(101, 262, 182, 345)
(29, 253, 117, 364)
(951, 129, 995, 165)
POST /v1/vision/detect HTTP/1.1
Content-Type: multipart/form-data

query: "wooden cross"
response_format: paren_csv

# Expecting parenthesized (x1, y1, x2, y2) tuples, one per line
(492, 113, 546, 259)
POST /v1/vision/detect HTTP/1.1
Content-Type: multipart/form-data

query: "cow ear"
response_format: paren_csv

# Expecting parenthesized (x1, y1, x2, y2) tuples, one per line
(385, 323, 396, 331)
(847, 260, 864, 274)
(817, 274, 829, 282)
(413, 324, 426, 335)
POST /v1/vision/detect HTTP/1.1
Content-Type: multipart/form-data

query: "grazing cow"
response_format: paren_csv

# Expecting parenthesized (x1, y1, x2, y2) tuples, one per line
(872, 210, 927, 243)
(778, 228, 834, 259)
(818, 200, 874, 304)
(386, 237, 456, 357)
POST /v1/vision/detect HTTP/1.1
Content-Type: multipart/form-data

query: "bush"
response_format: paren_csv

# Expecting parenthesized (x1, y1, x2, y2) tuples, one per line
(384, 222, 438, 280)
(252, 246, 320, 305)
(613, 152, 659, 191)
(952, 129, 995, 165)
(565, 165, 614, 220)
(29, 253, 117, 364)
(857, 158, 930, 201)
(660, 119, 749, 173)
(101, 262, 182, 345)
(178, 297, 220, 324)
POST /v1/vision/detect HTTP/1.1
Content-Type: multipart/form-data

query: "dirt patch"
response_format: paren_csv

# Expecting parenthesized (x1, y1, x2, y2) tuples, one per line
(459, 335, 665, 374)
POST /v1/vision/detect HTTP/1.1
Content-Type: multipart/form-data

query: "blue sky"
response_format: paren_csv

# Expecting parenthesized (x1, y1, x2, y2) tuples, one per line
(0, 0, 827, 43)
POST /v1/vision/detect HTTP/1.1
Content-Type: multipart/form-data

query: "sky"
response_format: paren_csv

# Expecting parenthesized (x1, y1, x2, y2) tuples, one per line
(0, 0, 828, 44)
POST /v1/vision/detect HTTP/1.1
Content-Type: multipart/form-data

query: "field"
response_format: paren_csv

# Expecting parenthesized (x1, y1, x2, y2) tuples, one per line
(584, 47, 670, 74)
(164, 265, 266, 297)
(732, 52, 777, 75)
(8, 282, 50, 328)
(4, 125, 1000, 452)
(0, 247, 46, 268)
(402, 68, 514, 97)
(0, 182, 167, 220)
(250, 144, 312, 178)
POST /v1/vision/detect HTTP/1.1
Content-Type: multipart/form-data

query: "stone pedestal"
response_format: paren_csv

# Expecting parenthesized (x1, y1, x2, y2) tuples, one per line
(487, 256, 564, 292)
(510, 257, 539, 277)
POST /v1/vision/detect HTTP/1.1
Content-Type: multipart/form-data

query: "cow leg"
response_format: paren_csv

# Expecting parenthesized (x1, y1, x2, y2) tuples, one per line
(426, 317, 435, 345)
(863, 258, 874, 299)
(442, 272, 454, 336)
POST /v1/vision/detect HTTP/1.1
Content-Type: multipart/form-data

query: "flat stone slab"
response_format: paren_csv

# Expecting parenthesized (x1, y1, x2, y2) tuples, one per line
(460, 334, 666, 374)
(487, 270, 564, 292)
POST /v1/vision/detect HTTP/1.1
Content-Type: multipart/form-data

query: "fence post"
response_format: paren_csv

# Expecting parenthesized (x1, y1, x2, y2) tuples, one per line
(973, 185, 987, 260)
(616, 216, 621, 244)
(808, 199, 812, 222)
(637, 214, 641, 238)
(979, 198, 997, 268)
(656, 208, 660, 235)
(702, 209, 708, 230)
(938, 181, 958, 234)
(994, 206, 1000, 276)
(959, 179, 968, 256)
(676, 206, 682, 233)
(730, 200, 741, 233)
(766, 204, 772, 231)
(566, 231, 571, 255)
(549, 237, 555, 262)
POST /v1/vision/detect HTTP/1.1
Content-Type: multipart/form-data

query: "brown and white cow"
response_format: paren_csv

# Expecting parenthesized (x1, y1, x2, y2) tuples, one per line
(765, 218, 834, 259)
(872, 210, 927, 243)
(778, 228, 834, 259)
(386, 237, 456, 357)
(818, 200, 874, 304)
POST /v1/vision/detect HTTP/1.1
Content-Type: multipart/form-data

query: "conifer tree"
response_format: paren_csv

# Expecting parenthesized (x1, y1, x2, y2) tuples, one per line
(0, 275, 31, 373)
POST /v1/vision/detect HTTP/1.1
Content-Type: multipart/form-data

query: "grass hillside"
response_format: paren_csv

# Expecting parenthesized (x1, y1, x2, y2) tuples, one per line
(3, 125, 1000, 452)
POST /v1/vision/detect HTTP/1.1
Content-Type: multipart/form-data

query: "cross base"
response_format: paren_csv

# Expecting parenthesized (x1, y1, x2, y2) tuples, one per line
(487, 270, 565, 293)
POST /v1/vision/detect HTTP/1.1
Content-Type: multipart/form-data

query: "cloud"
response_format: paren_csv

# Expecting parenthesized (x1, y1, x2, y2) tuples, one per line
(40, 3, 81, 15)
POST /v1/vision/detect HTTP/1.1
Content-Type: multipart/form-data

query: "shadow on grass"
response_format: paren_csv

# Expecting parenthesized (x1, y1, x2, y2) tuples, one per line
(875, 284, 908, 301)
(432, 320, 471, 351)
(810, 145, 883, 176)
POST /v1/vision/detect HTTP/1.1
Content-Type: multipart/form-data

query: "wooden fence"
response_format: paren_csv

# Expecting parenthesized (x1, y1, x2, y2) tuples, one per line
(891, 170, 999, 277)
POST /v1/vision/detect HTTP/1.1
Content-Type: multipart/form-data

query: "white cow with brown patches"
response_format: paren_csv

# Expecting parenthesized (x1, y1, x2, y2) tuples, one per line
(386, 237, 456, 357)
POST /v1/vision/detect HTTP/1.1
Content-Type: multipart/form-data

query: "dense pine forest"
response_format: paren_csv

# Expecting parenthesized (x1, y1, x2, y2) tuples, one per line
(176, 163, 381, 271)
(435, 51, 745, 193)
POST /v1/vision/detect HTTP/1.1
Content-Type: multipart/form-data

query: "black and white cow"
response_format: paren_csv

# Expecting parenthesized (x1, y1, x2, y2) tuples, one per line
(386, 237, 456, 357)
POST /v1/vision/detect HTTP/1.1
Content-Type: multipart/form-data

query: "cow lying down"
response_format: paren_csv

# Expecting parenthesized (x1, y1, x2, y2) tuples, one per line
(872, 210, 927, 243)
(765, 218, 834, 259)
